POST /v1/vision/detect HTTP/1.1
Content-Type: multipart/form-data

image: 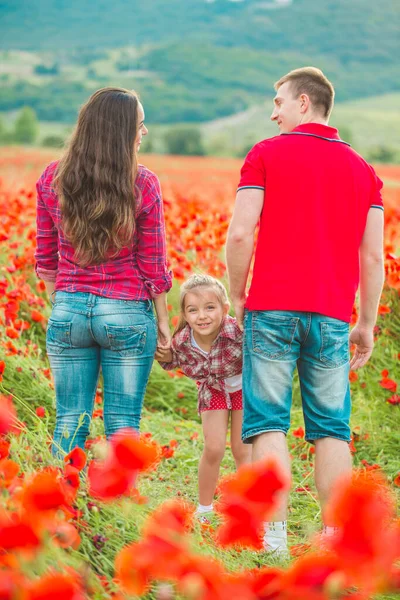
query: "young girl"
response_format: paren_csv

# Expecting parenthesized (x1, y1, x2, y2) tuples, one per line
(156, 274, 251, 521)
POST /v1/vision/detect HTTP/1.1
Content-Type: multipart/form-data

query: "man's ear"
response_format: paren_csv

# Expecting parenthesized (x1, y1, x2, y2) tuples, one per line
(299, 93, 310, 113)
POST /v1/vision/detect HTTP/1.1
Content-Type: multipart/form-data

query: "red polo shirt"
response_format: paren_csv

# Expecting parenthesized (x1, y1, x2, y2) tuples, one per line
(238, 123, 384, 322)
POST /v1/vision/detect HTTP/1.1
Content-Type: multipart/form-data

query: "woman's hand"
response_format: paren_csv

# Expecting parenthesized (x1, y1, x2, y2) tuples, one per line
(157, 319, 171, 349)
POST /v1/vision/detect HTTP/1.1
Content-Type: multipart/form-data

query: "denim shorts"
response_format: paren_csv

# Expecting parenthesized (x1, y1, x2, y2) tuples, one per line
(242, 310, 351, 444)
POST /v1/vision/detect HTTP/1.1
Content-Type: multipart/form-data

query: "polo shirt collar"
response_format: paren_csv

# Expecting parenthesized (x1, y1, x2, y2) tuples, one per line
(291, 123, 341, 140)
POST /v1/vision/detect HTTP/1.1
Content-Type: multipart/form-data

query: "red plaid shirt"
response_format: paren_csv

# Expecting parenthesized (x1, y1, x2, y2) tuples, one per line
(160, 316, 243, 412)
(35, 161, 172, 300)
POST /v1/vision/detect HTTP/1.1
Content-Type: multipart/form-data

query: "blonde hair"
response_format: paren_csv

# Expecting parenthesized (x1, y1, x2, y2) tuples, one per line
(174, 274, 229, 336)
(274, 67, 335, 118)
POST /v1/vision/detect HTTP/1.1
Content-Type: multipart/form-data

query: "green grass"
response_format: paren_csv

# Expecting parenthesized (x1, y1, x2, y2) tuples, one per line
(1, 275, 399, 598)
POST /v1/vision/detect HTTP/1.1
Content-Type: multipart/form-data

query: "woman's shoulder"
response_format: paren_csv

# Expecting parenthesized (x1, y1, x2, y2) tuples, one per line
(37, 160, 59, 191)
(136, 164, 161, 211)
(136, 164, 160, 190)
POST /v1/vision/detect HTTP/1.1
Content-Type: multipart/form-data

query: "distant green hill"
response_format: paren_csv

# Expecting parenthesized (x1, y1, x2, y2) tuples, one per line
(0, 0, 399, 125)
(201, 93, 400, 159)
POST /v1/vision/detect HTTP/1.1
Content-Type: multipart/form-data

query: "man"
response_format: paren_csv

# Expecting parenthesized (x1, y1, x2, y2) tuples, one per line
(226, 67, 384, 555)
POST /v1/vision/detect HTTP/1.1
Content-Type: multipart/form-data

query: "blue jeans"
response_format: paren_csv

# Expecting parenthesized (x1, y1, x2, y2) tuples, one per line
(242, 310, 351, 444)
(46, 292, 157, 455)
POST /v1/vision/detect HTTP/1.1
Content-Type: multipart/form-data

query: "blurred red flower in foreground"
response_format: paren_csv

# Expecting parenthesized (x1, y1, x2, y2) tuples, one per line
(28, 571, 85, 600)
(324, 470, 400, 591)
(116, 500, 193, 596)
(88, 428, 160, 501)
(0, 395, 18, 435)
(215, 458, 290, 549)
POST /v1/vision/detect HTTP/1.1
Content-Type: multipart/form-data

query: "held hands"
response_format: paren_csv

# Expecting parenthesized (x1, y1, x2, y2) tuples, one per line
(349, 324, 374, 370)
(155, 347, 173, 362)
(232, 297, 246, 331)
(155, 319, 172, 362)
(157, 319, 171, 349)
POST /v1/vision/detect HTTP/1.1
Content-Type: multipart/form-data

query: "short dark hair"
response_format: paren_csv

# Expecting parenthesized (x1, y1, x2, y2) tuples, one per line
(274, 67, 335, 118)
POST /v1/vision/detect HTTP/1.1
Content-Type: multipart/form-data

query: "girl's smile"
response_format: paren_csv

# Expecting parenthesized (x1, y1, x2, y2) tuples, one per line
(184, 288, 229, 346)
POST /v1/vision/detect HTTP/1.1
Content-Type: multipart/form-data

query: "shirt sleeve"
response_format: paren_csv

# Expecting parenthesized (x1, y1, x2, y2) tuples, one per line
(237, 144, 266, 192)
(136, 173, 173, 297)
(368, 165, 384, 211)
(34, 172, 59, 282)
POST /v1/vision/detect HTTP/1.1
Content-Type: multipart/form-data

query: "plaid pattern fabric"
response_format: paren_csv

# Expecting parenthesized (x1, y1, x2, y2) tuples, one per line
(160, 316, 243, 412)
(35, 161, 172, 300)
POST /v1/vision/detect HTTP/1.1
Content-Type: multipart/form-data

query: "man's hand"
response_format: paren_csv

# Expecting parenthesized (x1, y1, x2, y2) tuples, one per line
(232, 298, 246, 331)
(349, 324, 374, 370)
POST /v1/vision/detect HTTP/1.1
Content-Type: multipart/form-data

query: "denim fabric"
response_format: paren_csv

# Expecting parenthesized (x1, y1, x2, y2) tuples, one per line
(46, 291, 157, 455)
(242, 310, 351, 444)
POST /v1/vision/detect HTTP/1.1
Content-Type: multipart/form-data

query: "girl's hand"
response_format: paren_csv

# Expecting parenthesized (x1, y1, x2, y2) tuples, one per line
(155, 347, 173, 362)
(157, 319, 172, 349)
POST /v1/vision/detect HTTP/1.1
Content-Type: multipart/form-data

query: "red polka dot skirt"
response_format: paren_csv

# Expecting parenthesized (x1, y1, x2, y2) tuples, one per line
(200, 389, 243, 413)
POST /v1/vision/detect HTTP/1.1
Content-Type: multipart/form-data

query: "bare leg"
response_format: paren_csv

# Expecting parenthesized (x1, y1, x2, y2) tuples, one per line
(252, 431, 291, 521)
(314, 437, 352, 524)
(198, 410, 229, 506)
(230, 409, 252, 469)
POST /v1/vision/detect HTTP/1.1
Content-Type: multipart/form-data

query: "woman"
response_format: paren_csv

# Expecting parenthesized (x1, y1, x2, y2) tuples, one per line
(35, 87, 172, 455)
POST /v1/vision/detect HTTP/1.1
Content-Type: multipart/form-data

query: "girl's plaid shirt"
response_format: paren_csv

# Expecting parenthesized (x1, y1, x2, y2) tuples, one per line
(35, 161, 172, 300)
(160, 315, 243, 412)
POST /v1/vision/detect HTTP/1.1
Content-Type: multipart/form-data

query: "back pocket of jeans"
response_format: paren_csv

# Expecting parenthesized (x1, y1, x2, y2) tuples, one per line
(252, 312, 298, 359)
(46, 321, 72, 355)
(320, 321, 349, 368)
(105, 324, 147, 356)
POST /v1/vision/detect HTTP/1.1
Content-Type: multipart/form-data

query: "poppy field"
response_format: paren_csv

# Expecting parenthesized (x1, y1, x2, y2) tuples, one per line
(0, 147, 399, 599)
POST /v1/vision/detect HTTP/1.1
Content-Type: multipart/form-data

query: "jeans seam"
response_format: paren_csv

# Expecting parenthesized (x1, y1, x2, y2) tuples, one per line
(302, 312, 312, 343)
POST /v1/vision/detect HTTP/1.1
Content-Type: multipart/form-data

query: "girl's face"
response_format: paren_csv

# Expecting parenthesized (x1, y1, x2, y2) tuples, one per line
(183, 288, 229, 340)
(135, 102, 148, 152)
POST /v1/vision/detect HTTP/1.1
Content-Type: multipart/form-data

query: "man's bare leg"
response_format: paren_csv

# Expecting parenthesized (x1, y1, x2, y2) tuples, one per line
(252, 431, 291, 554)
(314, 437, 352, 525)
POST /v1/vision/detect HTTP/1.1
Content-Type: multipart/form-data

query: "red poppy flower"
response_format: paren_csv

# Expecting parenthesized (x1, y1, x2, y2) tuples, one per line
(64, 447, 87, 472)
(111, 429, 160, 472)
(22, 469, 70, 513)
(215, 458, 289, 549)
(0, 459, 20, 488)
(292, 427, 305, 438)
(0, 439, 10, 460)
(0, 395, 17, 435)
(63, 465, 80, 490)
(0, 511, 41, 551)
(52, 522, 81, 550)
(380, 377, 397, 392)
(28, 571, 85, 600)
(30, 310, 45, 322)
(88, 457, 134, 501)
(36, 406, 46, 418)
(325, 470, 398, 588)
(387, 394, 400, 405)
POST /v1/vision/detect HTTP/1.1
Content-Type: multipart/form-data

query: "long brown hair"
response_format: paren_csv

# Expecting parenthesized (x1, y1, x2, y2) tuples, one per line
(174, 274, 230, 336)
(55, 87, 140, 267)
